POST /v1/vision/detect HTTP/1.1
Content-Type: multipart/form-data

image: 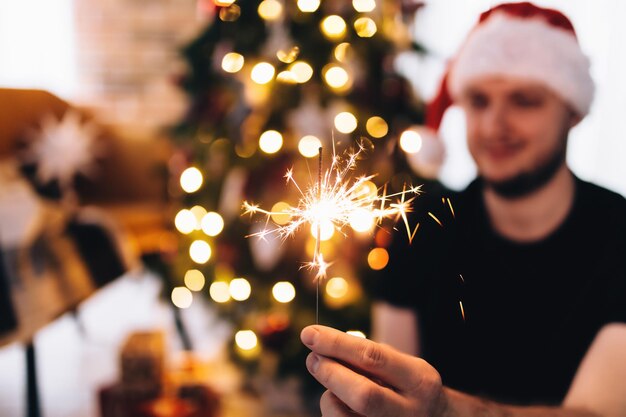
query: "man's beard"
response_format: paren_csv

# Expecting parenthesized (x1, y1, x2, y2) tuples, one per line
(484, 139, 568, 199)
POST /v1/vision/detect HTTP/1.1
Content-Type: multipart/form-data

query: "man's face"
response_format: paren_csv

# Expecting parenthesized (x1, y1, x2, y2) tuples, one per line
(458, 77, 579, 197)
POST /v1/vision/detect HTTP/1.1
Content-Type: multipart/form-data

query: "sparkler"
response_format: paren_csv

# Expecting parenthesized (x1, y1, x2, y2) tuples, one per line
(242, 139, 422, 320)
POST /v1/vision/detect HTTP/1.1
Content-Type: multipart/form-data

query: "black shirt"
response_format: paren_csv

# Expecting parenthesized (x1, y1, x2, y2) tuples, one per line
(374, 176, 626, 405)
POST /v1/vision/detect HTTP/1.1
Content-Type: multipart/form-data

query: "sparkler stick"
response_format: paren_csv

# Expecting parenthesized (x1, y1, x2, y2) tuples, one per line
(315, 146, 322, 324)
(242, 138, 422, 321)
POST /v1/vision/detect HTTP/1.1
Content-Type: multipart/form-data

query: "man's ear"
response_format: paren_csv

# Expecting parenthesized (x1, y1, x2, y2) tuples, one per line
(568, 110, 583, 128)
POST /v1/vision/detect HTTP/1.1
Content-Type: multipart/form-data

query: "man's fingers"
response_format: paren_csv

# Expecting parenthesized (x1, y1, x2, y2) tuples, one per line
(307, 352, 405, 416)
(301, 325, 426, 393)
(320, 390, 362, 417)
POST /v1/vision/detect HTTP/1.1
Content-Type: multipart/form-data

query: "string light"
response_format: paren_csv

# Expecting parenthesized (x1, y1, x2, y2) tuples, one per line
(180, 167, 203, 193)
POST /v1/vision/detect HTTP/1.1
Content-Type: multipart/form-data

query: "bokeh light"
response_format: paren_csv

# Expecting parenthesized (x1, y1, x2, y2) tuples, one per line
(174, 209, 196, 234)
(355, 180, 378, 199)
(298, 135, 322, 158)
(334, 112, 357, 134)
(180, 167, 203, 193)
(235, 330, 258, 350)
(190, 205, 207, 228)
(277, 46, 300, 63)
(366, 116, 388, 138)
(189, 240, 212, 264)
(251, 62, 276, 84)
(259, 130, 283, 154)
(326, 277, 348, 299)
(221, 52, 244, 73)
(352, 0, 376, 12)
(323, 65, 350, 90)
(320, 15, 347, 40)
(346, 330, 367, 338)
(270, 201, 292, 225)
(289, 61, 313, 83)
(349, 208, 374, 232)
(171, 287, 193, 309)
(184, 269, 206, 291)
(310, 219, 335, 241)
(276, 71, 298, 84)
(258, 0, 282, 20)
(230, 278, 251, 301)
(209, 281, 231, 303)
(354, 17, 377, 37)
(219, 4, 241, 21)
(297, 0, 320, 12)
(272, 281, 296, 303)
(201, 211, 224, 236)
(367, 247, 389, 270)
(400, 129, 423, 154)
(334, 42, 351, 62)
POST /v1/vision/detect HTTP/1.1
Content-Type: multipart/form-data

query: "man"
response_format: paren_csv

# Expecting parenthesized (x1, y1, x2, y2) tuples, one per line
(301, 2, 626, 416)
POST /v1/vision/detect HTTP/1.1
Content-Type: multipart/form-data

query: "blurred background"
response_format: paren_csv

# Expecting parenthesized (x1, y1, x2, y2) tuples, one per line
(0, 1, 624, 417)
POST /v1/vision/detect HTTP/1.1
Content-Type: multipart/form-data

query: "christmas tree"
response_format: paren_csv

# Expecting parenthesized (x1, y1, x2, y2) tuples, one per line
(164, 0, 433, 410)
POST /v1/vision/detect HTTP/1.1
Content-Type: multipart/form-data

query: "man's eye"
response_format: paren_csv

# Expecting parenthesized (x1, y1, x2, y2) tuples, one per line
(512, 94, 544, 108)
(469, 95, 488, 109)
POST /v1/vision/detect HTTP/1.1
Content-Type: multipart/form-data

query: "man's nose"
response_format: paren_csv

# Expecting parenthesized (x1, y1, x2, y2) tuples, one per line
(482, 104, 509, 140)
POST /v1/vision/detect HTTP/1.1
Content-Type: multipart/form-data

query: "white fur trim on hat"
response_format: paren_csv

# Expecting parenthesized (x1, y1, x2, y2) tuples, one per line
(447, 12, 595, 116)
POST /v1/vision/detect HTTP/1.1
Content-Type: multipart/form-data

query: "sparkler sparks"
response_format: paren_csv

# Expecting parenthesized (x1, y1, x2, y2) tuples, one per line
(242, 141, 422, 281)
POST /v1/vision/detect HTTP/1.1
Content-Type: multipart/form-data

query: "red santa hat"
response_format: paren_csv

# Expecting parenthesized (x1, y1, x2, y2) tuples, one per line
(425, 2, 595, 131)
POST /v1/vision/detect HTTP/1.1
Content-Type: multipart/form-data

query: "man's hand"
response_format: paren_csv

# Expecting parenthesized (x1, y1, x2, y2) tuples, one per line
(301, 325, 447, 417)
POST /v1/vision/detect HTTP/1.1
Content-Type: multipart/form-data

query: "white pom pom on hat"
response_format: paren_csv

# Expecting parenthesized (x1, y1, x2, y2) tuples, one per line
(425, 2, 596, 133)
